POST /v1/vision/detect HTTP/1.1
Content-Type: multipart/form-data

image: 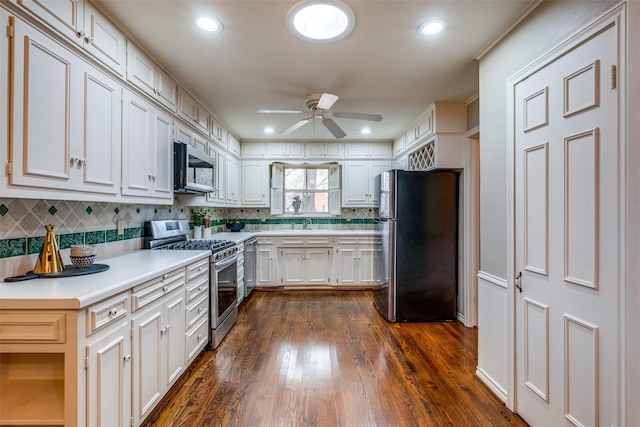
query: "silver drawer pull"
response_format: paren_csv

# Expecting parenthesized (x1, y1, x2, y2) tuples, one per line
(198, 307, 203, 313)
(109, 309, 118, 317)
(197, 334, 203, 341)
(162, 286, 168, 292)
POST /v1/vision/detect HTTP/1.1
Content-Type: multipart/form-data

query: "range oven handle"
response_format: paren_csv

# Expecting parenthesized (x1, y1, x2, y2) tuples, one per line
(214, 253, 238, 271)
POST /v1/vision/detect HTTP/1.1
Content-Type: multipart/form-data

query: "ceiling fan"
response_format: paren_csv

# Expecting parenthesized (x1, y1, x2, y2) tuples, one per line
(258, 92, 383, 139)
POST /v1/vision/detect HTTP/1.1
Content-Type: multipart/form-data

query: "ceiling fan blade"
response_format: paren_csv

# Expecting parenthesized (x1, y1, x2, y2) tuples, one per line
(332, 111, 383, 122)
(280, 118, 311, 135)
(322, 118, 347, 139)
(258, 109, 306, 114)
(317, 93, 339, 110)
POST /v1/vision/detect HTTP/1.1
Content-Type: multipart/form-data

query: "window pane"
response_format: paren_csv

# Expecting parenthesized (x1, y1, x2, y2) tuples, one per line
(284, 191, 329, 213)
(284, 169, 305, 189)
(306, 169, 328, 190)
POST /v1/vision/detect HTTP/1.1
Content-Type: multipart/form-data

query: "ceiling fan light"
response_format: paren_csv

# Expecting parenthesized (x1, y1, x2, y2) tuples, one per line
(418, 19, 447, 36)
(287, 0, 355, 44)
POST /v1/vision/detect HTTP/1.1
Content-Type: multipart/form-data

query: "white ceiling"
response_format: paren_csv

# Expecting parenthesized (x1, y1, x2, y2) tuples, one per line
(94, 0, 534, 142)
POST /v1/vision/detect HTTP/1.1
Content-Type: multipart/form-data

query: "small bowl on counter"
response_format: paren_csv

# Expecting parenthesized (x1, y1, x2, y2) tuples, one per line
(226, 222, 245, 232)
(70, 254, 96, 269)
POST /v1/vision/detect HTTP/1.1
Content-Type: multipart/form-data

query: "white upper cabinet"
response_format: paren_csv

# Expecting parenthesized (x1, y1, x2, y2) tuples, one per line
(394, 103, 467, 159)
(82, 1, 126, 75)
(209, 117, 227, 147)
(227, 133, 241, 157)
(342, 161, 390, 207)
(127, 42, 177, 111)
(6, 15, 121, 197)
(121, 89, 173, 203)
(241, 142, 267, 159)
(266, 142, 304, 159)
(177, 88, 209, 135)
(16, 0, 126, 75)
(305, 142, 343, 159)
(344, 142, 392, 159)
(241, 161, 270, 206)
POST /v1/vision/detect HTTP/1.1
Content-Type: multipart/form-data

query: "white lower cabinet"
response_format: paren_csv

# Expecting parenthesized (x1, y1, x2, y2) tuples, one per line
(280, 247, 332, 286)
(131, 288, 185, 426)
(335, 242, 382, 286)
(85, 321, 132, 427)
(256, 238, 277, 286)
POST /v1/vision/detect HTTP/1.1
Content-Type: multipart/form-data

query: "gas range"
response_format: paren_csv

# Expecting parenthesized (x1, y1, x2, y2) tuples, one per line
(143, 220, 237, 262)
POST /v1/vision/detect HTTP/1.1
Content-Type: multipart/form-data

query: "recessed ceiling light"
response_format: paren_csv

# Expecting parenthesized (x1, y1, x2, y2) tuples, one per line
(196, 16, 223, 33)
(360, 128, 371, 134)
(418, 19, 447, 36)
(287, 0, 355, 44)
(264, 127, 275, 134)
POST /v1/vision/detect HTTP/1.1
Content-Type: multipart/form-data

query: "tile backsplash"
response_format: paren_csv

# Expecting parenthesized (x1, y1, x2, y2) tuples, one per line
(0, 198, 375, 277)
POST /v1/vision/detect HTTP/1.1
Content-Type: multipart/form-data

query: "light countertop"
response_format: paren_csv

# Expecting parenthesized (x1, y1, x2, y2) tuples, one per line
(0, 250, 211, 310)
(211, 230, 376, 244)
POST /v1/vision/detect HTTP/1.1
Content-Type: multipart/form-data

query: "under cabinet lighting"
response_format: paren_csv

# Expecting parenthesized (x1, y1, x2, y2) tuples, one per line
(287, 0, 355, 44)
(197, 16, 223, 33)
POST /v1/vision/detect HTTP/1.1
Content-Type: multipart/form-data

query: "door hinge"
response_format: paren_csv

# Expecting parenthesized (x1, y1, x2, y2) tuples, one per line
(130, 326, 134, 339)
(130, 416, 134, 427)
(611, 65, 617, 89)
(6, 17, 14, 38)
(5, 162, 12, 175)
(84, 355, 89, 370)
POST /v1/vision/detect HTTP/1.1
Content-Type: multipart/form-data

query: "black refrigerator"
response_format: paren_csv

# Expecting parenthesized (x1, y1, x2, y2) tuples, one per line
(373, 169, 459, 322)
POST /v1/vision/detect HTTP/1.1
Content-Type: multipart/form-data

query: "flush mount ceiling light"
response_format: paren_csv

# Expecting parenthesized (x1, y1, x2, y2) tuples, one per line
(287, 0, 355, 44)
(196, 16, 223, 33)
(418, 19, 447, 36)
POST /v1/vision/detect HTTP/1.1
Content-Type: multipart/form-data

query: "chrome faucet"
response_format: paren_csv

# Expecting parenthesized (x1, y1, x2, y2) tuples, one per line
(303, 218, 312, 229)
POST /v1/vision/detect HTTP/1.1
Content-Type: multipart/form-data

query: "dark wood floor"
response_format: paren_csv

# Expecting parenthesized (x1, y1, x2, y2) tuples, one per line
(142, 291, 528, 427)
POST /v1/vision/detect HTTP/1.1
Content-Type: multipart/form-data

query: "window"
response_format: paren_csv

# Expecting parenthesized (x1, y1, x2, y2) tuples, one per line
(271, 163, 341, 216)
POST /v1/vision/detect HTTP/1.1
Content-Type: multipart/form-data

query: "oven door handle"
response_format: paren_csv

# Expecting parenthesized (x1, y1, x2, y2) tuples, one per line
(214, 253, 238, 271)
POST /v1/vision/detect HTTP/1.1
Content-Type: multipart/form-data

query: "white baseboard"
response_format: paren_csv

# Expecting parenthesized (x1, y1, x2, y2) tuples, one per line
(476, 367, 508, 403)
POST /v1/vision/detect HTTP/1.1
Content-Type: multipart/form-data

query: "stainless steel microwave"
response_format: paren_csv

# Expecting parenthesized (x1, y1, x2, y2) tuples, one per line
(173, 142, 215, 194)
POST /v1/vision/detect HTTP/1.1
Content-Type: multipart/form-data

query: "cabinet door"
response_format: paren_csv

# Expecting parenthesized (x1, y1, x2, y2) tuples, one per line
(164, 292, 185, 388)
(226, 156, 240, 205)
(305, 248, 331, 285)
(342, 162, 369, 205)
(132, 307, 164, 424)
(358, 247, 378, 284)
(16, 0, 83, 43)
(122, 91, 153, 197)
(82, 2, 126, 76)
(280, 248, 305, 285)
(257, 245, 275, 286)
(369, 162, 391, 205)
(344, 143, 369, 158)
(85, 322, 131, 427)
(241, 161, 269, 206)
(368, 144, 392, 159)
(9, 16, 82, 191)
(241, 142, 267, 158)
(152, 111, 173, 199)
(155, 67, 177, 110)
(336, 247, 357, 285)
(82, 64, 121, 194)
(126, 42, 156, 97)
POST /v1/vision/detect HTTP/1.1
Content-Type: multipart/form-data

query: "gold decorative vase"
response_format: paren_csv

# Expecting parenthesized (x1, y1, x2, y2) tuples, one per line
(33, 224, 65, 274)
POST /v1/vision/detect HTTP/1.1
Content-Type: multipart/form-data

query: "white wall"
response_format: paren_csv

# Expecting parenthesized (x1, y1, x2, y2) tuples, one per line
(476, 0, 619, 408)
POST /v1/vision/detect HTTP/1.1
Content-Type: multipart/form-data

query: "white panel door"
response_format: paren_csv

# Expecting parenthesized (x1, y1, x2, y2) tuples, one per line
(305, 248, 331, 285)
(132, 307, 163, 425)
(514, 18, 620, 427)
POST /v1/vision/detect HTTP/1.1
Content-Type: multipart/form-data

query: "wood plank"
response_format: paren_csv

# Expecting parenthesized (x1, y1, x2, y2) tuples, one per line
(142, 291, 528, 426)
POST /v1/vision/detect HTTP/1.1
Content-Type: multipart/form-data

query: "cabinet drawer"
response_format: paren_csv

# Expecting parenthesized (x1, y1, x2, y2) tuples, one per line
(186, 258, 209, 282)
(132, 268, 185, 311)
(337, 236, 377, 245)
(86, 293, 129, 336)
(186, 295, 208, 329)
(305, 236, 329, 245)
(185, 276, 209, 304)
(256, 238, 274, 245)
(0, 311, 66, 343)
(278, 236, 304, 245)
(186, 317, 209, 361)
